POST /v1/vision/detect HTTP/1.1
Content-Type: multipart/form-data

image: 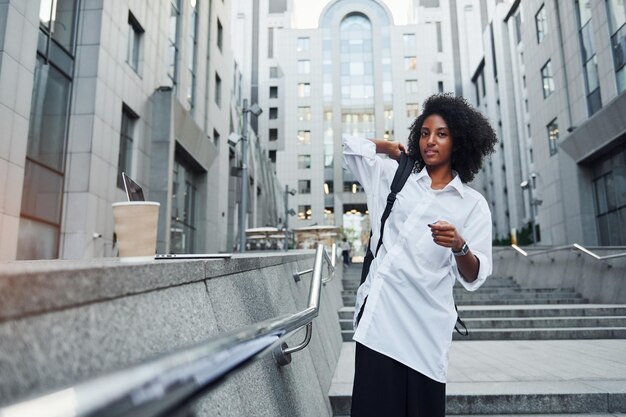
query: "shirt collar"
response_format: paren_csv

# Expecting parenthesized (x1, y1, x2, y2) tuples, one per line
(416, 168, 465, 198)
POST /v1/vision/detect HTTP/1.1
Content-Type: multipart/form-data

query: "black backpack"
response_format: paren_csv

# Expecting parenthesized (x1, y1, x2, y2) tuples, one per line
(358, 153, 469, 336)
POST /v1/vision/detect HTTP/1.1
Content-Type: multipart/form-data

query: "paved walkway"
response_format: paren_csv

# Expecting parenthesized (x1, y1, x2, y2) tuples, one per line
(330, 339, 626, 415)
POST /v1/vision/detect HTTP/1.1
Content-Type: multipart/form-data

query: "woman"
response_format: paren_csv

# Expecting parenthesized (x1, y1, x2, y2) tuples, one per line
(343, 94, 498, 416)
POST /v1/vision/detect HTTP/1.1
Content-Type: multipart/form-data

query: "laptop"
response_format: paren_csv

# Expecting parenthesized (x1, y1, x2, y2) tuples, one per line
(120, 172, 232, 260)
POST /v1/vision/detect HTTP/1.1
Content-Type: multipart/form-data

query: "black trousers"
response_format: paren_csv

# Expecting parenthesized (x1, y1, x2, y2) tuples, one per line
(351, 342, 446, 417)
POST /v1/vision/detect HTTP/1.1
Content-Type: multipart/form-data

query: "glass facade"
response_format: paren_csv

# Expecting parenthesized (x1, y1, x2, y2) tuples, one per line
(541, 60, 554, 98)
(606, 0, 626, 93)
(171, 156, 198, 253)
(187, 0, 198, 108)
(547, 118, 559, 156)
(592, 142, 626, 245)
(168, 0, 180, 84)
(117, 107, 137, 189)
(535, 4, 547, 44)
(18, 0, 79, 259)
(39, 0, 78, 52)
(127, 12, 144, 73)
(576, 0, 602, 115)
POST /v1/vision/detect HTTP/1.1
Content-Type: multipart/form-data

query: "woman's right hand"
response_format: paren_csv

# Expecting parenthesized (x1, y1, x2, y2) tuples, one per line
(387, 142, 407, 161)
(372, 139, 407, 161)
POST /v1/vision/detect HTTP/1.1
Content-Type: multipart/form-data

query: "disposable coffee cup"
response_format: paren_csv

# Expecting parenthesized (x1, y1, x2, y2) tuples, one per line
(112, 201, 160, 261)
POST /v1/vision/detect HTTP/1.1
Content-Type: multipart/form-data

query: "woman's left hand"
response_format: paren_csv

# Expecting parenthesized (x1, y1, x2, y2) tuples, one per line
(428, 221, 464, 252)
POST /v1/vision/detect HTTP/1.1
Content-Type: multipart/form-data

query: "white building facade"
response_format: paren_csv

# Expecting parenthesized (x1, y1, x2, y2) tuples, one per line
(256, 0, 481, 251)
(470, 0, 626, 246)
(0, 0, 282, 260)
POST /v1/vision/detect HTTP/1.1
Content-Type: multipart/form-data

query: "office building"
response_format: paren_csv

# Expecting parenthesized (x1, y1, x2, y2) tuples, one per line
(0, 0, 282, 260)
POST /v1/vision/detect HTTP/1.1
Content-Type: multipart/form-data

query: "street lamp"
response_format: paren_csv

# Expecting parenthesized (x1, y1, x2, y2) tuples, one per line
(283, 186, 296, 251)
(237, 99, 263, 253)
(520, 173, 542, 245)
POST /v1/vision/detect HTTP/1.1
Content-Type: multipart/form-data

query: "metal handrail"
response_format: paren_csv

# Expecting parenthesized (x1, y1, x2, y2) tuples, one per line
(510, 243, 626, 260)
(0, 244, 335, 417)
(293, 243, 336, 282)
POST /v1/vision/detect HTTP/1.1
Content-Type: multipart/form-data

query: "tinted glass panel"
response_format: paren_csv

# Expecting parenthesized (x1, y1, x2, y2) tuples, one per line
(27, 59, 71, 172)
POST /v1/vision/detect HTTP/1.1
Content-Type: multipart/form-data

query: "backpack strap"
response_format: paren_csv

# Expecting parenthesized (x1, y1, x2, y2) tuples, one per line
(360, 153, 414, 285)
(454, 304, 469, 336)
(374, 153, 415, 257)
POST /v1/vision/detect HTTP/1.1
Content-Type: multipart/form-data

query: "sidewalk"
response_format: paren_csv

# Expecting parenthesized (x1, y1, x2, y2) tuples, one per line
(330, 339, 626, 415)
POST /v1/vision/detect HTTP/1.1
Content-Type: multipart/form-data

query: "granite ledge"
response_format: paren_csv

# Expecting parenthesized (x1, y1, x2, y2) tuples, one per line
(0, 251, 316, 322)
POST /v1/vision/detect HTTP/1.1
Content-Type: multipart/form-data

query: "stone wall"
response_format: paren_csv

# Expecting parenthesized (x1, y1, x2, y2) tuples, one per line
(493, 246, 626, 304)
(0, 251, 344, 417)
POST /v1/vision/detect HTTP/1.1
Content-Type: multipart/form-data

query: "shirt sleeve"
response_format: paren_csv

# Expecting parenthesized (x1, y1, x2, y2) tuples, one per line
(453, 196, 493, 291)
(342, 134, 385, 196)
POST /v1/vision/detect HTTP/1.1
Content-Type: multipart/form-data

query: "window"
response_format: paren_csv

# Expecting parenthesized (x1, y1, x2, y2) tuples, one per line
(213, 129, 220, 146)
(269, 128, 278, 141)
(541, 60, 555, 98)
(298, 205, 312, 220)
(269, 66, 279, 78)
(215, 73, 221, 106)
(17, 56, 73, 260)
(514, 11, 522, 44)
(576, 0, 602, 114)
(297, 155, 311, 169)
(269, 107, 278, 119)
(297, 60, 311, 74)
(436, 22, 443, 52)
(405, 79, 418, 95)
(592, 143, 626, 245)
(606, 0, 626, 93)
(269, 86, 278, 98)
(217, 18, 223, 51)
(404, 56, 417, 70)
(298, 83, 311, 97)
(297, 37, 310, 52)
(406, 103, 419, 119)
(127, 12, 144, 73)
(117, 106, 138, 188)
(269, 0, 287, 13)
(535, 5, 547, 43)
(298, 180, 311, 194)
(187, 1, 198, 108)
(297, 106, 311, 121)
(167, 0, 180, 83)
(438, 81, 444, 92)
(39, 0, 79, 50)
(171, 155, 198, 253)
(269, 150, 276, 163)
(268, 27, 274, 58)
(547, 118, 559, 156)
(297, 130, 311, 144)
(403, 33, 416, 49)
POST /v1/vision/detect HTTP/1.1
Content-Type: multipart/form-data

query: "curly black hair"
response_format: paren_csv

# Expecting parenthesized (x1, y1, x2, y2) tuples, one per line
(407, 93, 498, 183)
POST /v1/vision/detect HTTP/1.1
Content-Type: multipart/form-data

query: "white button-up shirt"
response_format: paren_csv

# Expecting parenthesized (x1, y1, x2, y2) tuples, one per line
(343, 135, 492, 383)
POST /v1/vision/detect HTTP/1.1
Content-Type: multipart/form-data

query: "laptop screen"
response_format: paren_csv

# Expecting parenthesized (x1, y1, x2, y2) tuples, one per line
(121, 172, 145, 201)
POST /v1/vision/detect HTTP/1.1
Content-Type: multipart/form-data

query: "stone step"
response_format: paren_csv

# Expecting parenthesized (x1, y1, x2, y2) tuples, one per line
(342, 290, 583, 300)
(453, 292, 584, 302)
(330, 391, 626, 416)
(340, 327, 626, 342)
(341, 295, 588, 306)
(457, 304, 626, 318)
(339, 316, 626, 331)
(338, 305, 626, 320)
(456, 298, 589, 306)
(459, 316, 626, 329)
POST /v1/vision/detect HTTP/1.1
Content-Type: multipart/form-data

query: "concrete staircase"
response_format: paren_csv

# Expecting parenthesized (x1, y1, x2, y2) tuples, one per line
(330, 264, 626, 416)
(338, 270, 626, 341)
